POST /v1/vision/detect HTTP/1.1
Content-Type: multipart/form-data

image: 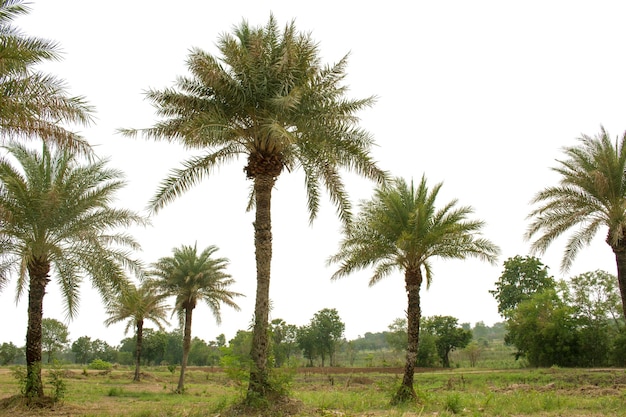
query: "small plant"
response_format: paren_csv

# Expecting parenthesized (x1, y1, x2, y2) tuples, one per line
(11, 365, 27, 396)
(47, 361, 67, 403)
(445, 392, 463, 414)
(108, 387, 125, 397)
(167, 364, 176, 374)
(89, 358, 113, 371)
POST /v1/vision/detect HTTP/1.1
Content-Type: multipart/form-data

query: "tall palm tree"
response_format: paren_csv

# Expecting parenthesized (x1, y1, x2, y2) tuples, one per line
(0, 0, 93, 154)
(104, 282, 169, 381)
(526, 127, 626, 321)
(149, 244, 242, 393)
(328, 176, 499, 403)
(121, 15, 387, 398)
(0, 142, 145, 399)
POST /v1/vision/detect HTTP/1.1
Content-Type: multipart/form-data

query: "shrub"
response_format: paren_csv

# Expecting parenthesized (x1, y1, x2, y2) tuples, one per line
(89, 359, 113, 371)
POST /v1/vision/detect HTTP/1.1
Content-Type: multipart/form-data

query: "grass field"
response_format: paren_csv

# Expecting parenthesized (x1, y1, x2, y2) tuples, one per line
(1, 365, 625, 416)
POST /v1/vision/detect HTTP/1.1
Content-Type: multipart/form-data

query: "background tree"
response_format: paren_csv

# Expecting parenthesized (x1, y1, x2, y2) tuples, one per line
(421, 315, 472, 368)
(0, 142, 144, 398)
(560, 270, 622, 366)
(149, 243, 242, 393)
(41, 318, 69, 363)
(0, 342, 20, 365)
(489, 255, 556, 319)
(121, 15, 386, 400)
(270, 319, 298, 367)
(104, 282, 169, 381)
(296, 325, 318, 367)
(506, 290, 580, 367)
(329, 176, 499, 403)
(71, 336, 93, 364)
(0, 0, 93, 154)
(309, 308, 345, 367)
(385, 318, 408, 353)
(526, 127, 626, 321)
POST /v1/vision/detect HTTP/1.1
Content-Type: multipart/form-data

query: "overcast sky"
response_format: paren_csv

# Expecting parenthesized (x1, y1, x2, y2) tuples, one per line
(1, 1, 625, 347)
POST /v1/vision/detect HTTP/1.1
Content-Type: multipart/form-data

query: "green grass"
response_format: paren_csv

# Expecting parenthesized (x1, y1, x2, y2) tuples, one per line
(1, 365, 626, 416)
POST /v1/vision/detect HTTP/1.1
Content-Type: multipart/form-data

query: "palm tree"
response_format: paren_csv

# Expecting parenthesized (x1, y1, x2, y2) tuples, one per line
(328, 176, 499, 403)
(149, 244, 242, 393)
(104, 282, 169, 381)
(0, 0, 93, 154)
(526, 127, 626, 321)
(121, 15, 387, 399)
(0, 142, 145, 399)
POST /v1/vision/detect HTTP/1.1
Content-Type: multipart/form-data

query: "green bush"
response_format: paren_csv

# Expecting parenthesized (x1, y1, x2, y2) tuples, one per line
(89, 359, 113, 371)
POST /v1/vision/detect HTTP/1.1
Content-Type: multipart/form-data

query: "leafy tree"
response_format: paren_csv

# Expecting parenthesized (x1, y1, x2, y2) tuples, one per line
(0, 0, 93, 154)
(149, 243, 242, 393)
(104, 282, 169, 381)
(490, 255, 556, 319)
(71, 336, 92, 364)
(122, 15, 386, 400)
(0, 341, 20, 365)
(140, 329, 169, 366)
(188, 337, 211, 366)
(0, 142, 144, 398)
(560, 270, 622, 366)
(422, 316, 472, 368)
(41, 318, 69, 364)
(296, 325, 318, 367)
(385, 318, 408, 353)
(415, 331, 438, 367)
(270, 319, 298, 367)
(526, 127, 626, 321)
(329, 176, 499, 403)
(464, 341, 483, 367)
(506, 290, 580, 367)
(90, 339, 117, 363)
(309, 308, 345, 367)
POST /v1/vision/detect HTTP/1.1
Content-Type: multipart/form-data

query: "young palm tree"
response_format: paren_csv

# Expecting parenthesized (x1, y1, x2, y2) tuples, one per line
(121, 15, 387, 398)
(328, 176, 499, 403)
(104, 282, 169, 381)
(149, 244, 242, 393)
(0, 0, 93, 154)
(0, 142, 145, 399)
(526, 127, 626, 321)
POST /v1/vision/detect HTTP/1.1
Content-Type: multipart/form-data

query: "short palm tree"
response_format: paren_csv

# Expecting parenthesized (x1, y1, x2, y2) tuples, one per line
(0, 142, 145, 399)
(526, 127, 626, 321)
(104, 282, 169, 381)
(0, 0, 93, 154)
(121, 15, 387, 399)
(329, 176, 499, 403)
(149, 244, 242, 393)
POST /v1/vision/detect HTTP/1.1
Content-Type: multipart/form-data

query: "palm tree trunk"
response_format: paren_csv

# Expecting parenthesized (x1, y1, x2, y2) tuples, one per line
(134, 320, 144, 382)
(612, 243, 626, 321)
(393, 266, 422, 404)
(25, 258, 51, 399)
(177, 307, 193, 393)
(248, 173, 276, 400)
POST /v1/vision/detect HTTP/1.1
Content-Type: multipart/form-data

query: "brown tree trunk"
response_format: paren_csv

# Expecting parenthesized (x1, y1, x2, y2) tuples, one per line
(612, 243, 626, 321)
(393, 266, 422, 404)
(134, 319, 143, 382)
(25, 257, 50, 399)
(177, 306, 194, 393)
(247, 173, 276, 400)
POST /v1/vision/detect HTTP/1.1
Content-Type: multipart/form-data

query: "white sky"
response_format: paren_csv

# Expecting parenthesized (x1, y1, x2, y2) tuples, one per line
(1, 0, 624, 347)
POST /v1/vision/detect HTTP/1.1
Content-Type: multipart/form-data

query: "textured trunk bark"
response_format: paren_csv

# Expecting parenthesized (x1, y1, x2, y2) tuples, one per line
(25, 258, 50, 399)
(612, 243, 626, 321)
(177, 306, 193, 393)
(134, 320, 143, 382)
(393, 266, 422, 404)
(248, 173, 275, 399)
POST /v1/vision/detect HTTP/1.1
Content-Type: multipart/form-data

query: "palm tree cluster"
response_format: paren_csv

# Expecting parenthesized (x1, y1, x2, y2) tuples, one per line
(2, 0, 626, 408)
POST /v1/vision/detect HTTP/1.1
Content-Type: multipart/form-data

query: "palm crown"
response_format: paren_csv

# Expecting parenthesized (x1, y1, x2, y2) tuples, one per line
(0, 0, 93, 154)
